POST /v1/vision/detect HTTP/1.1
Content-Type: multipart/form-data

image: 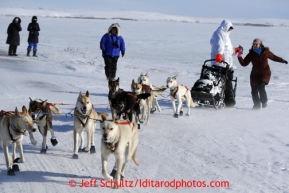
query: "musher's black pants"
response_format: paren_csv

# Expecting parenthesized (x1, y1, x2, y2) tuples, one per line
(104, 56, 119, 79)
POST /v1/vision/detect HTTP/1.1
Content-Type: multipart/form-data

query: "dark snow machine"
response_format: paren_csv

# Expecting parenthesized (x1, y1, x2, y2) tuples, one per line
(191, 59, 237, 109)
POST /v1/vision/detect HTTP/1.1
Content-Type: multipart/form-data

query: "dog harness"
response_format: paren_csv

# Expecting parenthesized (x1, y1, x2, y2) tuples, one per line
(105, 120, 134, 152)
(30, 102, 53, 122)
(8, 122, 26, 142)
(142, 84, 152, 93)
(116, 93, 140, 115)
(0, 111, 26, 142)
(105, 141, 119, 152)
(0, 110, 13, 116)
(126, 93, 140, 104)
(117, 120, 134, 131)
(75, 108, 93, 127)
(170, 85, 189, 99)
(126, 93, 138, 99)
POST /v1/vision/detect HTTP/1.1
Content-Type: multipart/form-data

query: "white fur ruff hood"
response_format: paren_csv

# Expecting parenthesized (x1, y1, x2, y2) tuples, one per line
(108, 23, 121, 36)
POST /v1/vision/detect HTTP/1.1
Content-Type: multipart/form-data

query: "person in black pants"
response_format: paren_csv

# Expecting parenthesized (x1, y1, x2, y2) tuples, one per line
(6, 17, 22, 56)
(100, 23, 126, 80)
(237, 38, 288, 109)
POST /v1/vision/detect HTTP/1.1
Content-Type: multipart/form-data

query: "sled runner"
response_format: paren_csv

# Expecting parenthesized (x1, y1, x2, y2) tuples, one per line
(191, 59, 237, 109)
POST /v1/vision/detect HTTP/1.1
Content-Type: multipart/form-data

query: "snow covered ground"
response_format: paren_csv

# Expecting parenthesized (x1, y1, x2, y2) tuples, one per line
(0, 9, 289, 193)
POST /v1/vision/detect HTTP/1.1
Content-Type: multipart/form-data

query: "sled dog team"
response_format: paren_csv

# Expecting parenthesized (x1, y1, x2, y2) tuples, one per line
(0, 72, 197, 187)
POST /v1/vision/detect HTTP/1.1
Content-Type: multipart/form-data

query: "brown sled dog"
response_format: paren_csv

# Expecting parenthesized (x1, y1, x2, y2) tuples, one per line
(131, 79, 167, 124)
(28, 98, 61, 153)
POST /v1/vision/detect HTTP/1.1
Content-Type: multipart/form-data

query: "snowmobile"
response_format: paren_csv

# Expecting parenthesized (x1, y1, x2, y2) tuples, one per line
(191, 59, 237, 109)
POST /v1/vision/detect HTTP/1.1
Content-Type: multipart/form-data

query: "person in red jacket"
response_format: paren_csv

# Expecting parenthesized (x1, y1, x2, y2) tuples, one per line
(237, 38, 288, 109)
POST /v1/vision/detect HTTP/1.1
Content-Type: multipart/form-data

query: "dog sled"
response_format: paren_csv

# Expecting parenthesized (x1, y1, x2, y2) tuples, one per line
(191, 59, 237, 109)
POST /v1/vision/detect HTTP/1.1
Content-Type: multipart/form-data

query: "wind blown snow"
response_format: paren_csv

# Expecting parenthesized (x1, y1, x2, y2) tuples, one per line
(0, 8, 289, 193)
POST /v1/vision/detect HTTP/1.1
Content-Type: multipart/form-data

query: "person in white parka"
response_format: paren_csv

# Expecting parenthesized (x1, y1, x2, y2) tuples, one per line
(210, 19, 241, 107)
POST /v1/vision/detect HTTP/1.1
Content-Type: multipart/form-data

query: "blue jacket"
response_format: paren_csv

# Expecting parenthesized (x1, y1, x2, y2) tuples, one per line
(100, 33, 125, 57)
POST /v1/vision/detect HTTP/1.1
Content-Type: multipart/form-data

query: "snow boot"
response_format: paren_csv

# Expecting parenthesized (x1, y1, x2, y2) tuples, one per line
(150, 107, 156, 113)
(33, 49, 38, 57)
(252, 104, 261, 110)
(262, 103, 267, 108)
(12, 46, 17, 56)
(27, 50, 31, 56)
(110, 168, 117, 179)
(110, 168, 124, 180)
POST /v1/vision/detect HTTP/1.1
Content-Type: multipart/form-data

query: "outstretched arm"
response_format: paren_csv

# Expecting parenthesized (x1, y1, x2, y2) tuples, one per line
(237, 52, 251, 67)
(268, 50, 287, 64)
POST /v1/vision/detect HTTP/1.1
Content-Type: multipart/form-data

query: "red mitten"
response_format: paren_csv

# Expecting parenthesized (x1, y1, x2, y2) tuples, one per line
(215, 54, 222, 63)
(235, 47, 240, 53)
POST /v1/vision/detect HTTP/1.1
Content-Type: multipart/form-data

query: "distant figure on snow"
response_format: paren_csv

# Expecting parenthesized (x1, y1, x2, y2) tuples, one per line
(210, 19, 241, 107)
(100, 23, 126, 80)
(237, 38, 288, 109)
(27, 16, 40, 57)
(6, 17, 22, 56)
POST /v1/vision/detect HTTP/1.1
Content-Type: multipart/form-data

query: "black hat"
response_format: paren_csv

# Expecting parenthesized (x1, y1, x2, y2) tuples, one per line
(32, 16, 37, 21)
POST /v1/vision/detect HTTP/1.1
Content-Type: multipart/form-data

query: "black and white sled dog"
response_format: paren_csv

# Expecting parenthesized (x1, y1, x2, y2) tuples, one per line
(166, 76, 198, 118)
(137, 72, 167, 113)
(29, 98, 61, 153)
(100, 115, 139, 188)
(131, 79, 166, 124)
(108, 78, 124, 120)
(111, 91, 150, 129)
(0, 106, 36, 176)
(73, 91, 108, 159)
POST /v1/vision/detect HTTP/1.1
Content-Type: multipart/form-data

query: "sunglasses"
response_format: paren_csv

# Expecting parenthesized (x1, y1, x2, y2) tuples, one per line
(253, 43, 259, 46)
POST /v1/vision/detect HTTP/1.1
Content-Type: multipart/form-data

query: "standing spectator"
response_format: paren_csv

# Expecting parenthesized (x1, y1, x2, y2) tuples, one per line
(27, 16, 40, 57)
(6, 17, 22, 56)
(100, 23, 125, 80)
(237, 38, 288, 109)
(210, 19, 241, 107)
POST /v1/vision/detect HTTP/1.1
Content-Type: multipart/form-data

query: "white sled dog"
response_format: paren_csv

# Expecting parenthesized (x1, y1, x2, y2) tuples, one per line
(29, 98, 61, 153)
(137, 72, 167, 113)
(73, 91, 108, 159)
(131, 79, 166, 124)
(100, 115, 139, 188)
(166, 76, 198, 118)
(0, 106, 36, 176)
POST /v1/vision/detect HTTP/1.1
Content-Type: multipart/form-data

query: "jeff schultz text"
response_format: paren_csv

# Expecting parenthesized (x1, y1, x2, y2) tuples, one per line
(70, 178, 230, 189)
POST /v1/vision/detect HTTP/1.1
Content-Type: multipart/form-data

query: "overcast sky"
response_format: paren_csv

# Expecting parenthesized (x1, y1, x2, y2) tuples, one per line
(2, 0, 289, 19)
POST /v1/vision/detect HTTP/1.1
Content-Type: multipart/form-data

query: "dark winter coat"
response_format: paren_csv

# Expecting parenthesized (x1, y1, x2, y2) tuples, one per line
(27, 20, 40, 43)
(238, 47, 285, 87)
(6, 17, 22, 46)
